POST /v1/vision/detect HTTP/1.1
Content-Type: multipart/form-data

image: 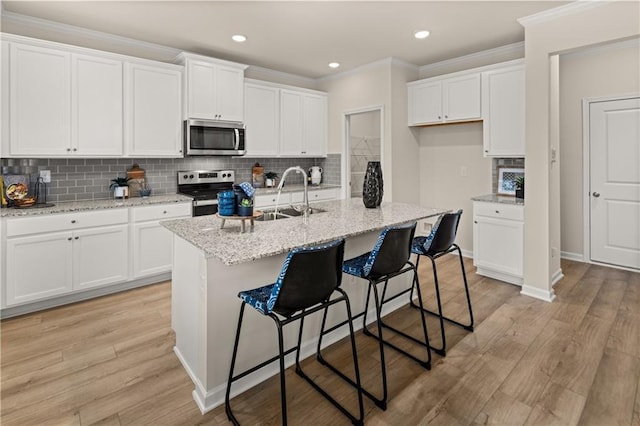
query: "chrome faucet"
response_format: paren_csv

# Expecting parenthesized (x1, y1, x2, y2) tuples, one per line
(278, 166, 309, 219)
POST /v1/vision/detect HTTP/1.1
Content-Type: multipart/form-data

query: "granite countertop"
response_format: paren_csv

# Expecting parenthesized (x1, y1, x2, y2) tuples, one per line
(471, 194, 524, 206)
(0, 194, 193, 218)
(162, 198, 446, 265)
(253, 183, 341, 195)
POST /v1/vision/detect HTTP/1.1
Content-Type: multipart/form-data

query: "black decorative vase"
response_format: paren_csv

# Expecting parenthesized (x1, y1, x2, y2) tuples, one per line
(515, 187, 524, 199)
(362, 161, 384, 208)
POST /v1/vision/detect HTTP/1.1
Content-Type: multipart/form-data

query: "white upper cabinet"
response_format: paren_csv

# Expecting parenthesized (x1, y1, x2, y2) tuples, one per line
(72, 54, 123, 156)
(177, 53, 247, 122)
(482, 63, 525, 157)
(280, 89, 327, 157)
(408, 72, 481, 126)
(125, 62, 183, 157)
(244, 79, 328, 158)
(244, 82, 280, 156)
(8, 42, 72, 156)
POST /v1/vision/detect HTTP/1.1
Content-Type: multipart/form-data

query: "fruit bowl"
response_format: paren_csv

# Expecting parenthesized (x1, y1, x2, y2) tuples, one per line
(14, 196, 37, 207)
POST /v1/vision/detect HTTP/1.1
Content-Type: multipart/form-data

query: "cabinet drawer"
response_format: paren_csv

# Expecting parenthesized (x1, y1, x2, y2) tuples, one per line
(292, 188, 338, 203)
(7, 208, 129, 237)
(132, 202, 192, 222)
(255, 193, 290, 208)
(473, 202, 524, 221)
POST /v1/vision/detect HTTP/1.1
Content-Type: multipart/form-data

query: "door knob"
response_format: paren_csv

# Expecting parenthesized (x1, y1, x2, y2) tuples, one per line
(592, 192, 601, 198)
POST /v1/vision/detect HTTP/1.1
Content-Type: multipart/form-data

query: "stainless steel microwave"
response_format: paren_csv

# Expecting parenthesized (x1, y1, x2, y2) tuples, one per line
(184, 119, 246, 156)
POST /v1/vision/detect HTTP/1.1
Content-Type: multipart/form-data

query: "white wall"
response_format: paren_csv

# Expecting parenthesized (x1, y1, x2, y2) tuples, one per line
(559, 40, 640, 257)
(520, 0, 640, 300)
(418, 122, 492, 252)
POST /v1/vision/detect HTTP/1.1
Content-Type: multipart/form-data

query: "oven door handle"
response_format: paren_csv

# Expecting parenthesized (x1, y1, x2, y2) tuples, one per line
(234, 128, 240, 150)
(193, 199, 219, 207)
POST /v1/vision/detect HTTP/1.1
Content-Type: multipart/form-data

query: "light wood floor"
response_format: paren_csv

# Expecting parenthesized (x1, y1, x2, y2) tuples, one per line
(1, 257, 639, 425)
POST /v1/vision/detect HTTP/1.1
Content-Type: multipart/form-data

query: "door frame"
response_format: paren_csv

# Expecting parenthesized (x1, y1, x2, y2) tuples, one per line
(581, 93, 640, 266)
(341, 105, 385, 200)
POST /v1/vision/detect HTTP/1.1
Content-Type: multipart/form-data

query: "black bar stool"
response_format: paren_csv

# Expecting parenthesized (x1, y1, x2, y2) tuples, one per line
(225, 239, 364, 426)
(410, 209, 474, 356)
(318, 222, 431, 411)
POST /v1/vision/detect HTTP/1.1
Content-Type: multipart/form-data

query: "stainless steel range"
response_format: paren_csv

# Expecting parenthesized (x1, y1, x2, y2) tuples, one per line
(177, 170, 235, 216)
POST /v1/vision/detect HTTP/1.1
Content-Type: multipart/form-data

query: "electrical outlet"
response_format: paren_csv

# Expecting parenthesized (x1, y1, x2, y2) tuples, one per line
(39, 170, 51, 183)
(551, 247, 558, 258)
(460, 166, 468, 177)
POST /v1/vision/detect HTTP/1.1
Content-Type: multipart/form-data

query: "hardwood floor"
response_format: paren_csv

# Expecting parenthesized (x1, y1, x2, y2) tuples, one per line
(1, 258, 639, 425)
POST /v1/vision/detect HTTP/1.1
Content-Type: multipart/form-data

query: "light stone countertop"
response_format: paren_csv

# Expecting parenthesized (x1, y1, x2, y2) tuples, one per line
(0, 194, 193, 218)
(253, 183, 341, 195)
(161, 198, 447, 265)
(471, 194, 525, 206)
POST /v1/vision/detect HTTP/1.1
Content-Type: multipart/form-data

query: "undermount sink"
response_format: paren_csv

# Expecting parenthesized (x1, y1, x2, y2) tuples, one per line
(255, 207, 327, 221)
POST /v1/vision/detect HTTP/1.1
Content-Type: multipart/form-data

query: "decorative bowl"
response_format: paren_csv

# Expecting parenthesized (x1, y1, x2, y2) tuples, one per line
(14, 196, 37, 207)
(139, 188, 152, 198)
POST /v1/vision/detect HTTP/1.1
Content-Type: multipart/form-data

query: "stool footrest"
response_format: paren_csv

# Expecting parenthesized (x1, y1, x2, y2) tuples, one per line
(363, 325, 431, 370)
(409, 302, 474, 331)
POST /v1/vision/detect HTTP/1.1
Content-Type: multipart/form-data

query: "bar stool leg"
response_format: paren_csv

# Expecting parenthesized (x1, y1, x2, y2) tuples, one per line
(225, 303, 246, 425)
(271, 314, 288, 426)
(456, 245, 475, 331)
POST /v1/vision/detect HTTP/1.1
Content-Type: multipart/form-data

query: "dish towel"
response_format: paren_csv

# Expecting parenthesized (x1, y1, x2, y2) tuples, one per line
(239, 182, 255, 198)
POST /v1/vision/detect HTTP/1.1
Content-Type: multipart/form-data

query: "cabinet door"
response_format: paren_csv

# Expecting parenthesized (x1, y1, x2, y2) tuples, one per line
(187, 60, 216, 119)
(215, 65, 244, 122)
(132, 221, 173, 278)
(443, 73, 481, 122)
(408, 81, 442, 125)
(6, 232, 73, 306)
(303, 94, 327, 157)
(72, 54, 123, 156)
(9, 43, 71, 156)
(244, 83, 280, 156)
(280, 90, 304, 156)
(473, 215, 524, 277)
(126, 63, 182, 157)
(73, 225, 129, 291)
(482, 65, 525, 157)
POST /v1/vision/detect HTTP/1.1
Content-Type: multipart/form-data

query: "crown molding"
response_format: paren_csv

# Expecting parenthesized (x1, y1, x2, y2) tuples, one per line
(418, 41, 524, 76)
(318, 57, 420, 84)
(245, 65, 318, 89)
(518, 0, 606, 27)
(1, 9, 181, 60)
(562, 35, 640, 58)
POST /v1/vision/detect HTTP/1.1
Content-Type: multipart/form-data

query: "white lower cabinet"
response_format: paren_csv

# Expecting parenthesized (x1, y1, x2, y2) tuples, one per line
(255, 188, 339, 209)
(473, 201, 524, 286)
(131, 203, 191, 278)
(5, 219, 128, 306)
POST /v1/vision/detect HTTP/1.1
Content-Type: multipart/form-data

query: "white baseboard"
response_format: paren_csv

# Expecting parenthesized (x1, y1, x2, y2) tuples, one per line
(551, 268, 564, 287)
(475, 266, 523, 287)
(561, 251, 585, 262)
(520, 285, 556, 302)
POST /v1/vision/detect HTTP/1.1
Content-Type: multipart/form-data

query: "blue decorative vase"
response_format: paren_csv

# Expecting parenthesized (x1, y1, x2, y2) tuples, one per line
(362, 161, 383, 208)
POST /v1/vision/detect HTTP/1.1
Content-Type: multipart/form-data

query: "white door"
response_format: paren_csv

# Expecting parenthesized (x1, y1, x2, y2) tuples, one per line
(280, 89, 304, 156)
(73, 225, 129, 290)
(408, 81, 442, 125)
(215, 65, 245, 122)
(303, 94, 327, 157)
(443, 73, 481, 122)
(244, 83, 280, 156)
(590, 97, 640, 270)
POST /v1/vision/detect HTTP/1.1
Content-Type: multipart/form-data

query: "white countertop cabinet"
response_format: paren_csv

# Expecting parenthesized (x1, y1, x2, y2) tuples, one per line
(244, 82, 280, 156)
(244, 79, 328, 158)
(482, 63, 525, 157)
(177, 53, 247, 122)
(125, 62, 183, 157)
(472, 200, 524, 286)
(5, 209, 129, 306)
(408, 72, 481, 126)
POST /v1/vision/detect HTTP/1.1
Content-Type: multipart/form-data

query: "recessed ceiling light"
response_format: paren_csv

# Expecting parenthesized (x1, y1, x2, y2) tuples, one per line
(328, 62, 340, 69)
(232, 34, 247, 43)
(414, 30, 430, 39)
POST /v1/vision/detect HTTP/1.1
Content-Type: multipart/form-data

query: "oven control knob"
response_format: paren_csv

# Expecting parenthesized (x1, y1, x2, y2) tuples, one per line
(183, 174, 188, 179)
(189, 174, 194, 179)
(222, 173, 227, 178)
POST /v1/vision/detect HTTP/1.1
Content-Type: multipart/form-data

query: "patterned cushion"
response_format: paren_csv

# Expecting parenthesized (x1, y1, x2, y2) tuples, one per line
(342, 252, 371, 277)
(238, 239, 344, 315)
(239, 284, 276, 315)
(411, 214, 444, 255)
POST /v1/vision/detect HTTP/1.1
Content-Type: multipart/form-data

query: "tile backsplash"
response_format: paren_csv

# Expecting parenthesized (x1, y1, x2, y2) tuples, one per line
(1, 154, 341, 203)
(492, 158, 525, 194)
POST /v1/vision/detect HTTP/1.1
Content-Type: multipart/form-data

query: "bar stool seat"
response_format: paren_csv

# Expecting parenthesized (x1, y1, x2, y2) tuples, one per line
(410, 209, 474, 357)
(225, 239, 364, 426)
(318, 222, 431, 411)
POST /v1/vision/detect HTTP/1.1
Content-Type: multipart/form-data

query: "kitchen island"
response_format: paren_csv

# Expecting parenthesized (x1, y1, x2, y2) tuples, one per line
(162, 198, 446, 413)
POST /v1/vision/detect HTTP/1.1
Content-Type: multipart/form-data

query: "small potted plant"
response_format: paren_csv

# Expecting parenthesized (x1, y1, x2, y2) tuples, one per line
(110, 176, 130, 199)
(265, 171, 278, 188)
(515, 176, 525, 199)
(237, 197, 254, 217)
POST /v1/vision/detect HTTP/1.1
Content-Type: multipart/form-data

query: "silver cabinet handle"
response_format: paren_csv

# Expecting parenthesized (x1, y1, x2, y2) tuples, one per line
(67, 237, 72, 241)
(74, 236, 79, 240)
(495, 210, 500, 214)
(71, 220, 76, 223)
(592, 192, 600, 198)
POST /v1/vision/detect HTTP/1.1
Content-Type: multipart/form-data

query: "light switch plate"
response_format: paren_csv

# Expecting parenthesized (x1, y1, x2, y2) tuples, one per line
(39, 170, 51, 183)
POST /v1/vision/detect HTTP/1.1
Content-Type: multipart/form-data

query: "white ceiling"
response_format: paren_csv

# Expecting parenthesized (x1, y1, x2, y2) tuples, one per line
(1, 1, 569, 79)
